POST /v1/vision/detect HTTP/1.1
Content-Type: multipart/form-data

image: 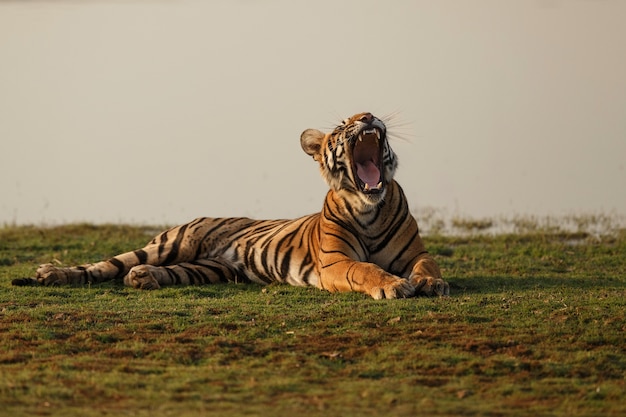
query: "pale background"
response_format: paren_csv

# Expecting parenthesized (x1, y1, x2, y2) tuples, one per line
(1, 0, 624, 226)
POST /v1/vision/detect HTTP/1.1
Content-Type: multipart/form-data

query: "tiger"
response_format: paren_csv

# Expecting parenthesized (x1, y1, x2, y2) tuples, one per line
(12, 112, 449, 299)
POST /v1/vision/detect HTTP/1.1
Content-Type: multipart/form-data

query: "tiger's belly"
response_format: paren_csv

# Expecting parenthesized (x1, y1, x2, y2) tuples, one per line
(214, 240, 320, 288)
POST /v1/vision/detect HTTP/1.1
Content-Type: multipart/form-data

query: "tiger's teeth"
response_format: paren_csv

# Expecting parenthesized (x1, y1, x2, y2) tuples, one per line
(363, 182, 383, 192)
(360, 128, 380, 141)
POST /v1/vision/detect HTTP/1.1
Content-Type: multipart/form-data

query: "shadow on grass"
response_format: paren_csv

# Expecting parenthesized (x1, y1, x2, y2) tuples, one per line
(447, 274, 625, 295)
(9, 274, 624, 299)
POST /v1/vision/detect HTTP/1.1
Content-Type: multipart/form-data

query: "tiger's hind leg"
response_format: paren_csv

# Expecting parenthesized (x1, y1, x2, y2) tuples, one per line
(13, 219, 216, 287)
(25, 245, 160, 286)
(123, 258, 247, 290)
(12, 263, 97, 287)
(13, 244, 167, 287)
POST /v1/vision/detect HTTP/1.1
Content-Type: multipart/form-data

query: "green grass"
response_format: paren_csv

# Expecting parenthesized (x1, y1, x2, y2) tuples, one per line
(1, 222, 625, 416)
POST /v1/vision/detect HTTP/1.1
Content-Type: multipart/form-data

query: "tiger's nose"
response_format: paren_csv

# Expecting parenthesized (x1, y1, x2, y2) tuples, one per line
(359, 113, 373, 124)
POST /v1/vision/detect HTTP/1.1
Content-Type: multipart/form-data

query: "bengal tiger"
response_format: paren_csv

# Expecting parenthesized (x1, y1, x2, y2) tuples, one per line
(12, 112, 449, 299)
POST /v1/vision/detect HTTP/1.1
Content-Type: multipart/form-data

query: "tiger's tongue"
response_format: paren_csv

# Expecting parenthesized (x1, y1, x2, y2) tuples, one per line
(356, 161, 380, 186)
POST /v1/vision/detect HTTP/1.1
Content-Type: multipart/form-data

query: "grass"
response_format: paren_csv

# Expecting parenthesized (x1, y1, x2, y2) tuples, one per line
(0, 220, 625, 416)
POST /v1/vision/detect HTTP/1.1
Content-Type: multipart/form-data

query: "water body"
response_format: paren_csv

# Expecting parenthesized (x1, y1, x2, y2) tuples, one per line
(1, 0, 625, 226)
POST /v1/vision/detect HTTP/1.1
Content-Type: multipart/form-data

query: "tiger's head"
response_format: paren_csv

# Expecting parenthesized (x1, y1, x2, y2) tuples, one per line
(301, 112, 398, 207)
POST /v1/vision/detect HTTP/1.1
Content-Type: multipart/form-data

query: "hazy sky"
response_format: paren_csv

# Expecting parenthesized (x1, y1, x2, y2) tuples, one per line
(1, 0, 625, 225)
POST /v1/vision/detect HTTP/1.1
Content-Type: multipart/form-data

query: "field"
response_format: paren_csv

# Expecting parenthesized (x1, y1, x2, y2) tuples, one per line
(0, 219, 624, 416)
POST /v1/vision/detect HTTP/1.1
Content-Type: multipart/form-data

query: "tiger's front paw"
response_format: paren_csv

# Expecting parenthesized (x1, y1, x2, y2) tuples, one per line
(369, 277, 415, 300)
(36, 263, 69, 286)
(411, 276, 449, 296)
(124, 265, 161, 290)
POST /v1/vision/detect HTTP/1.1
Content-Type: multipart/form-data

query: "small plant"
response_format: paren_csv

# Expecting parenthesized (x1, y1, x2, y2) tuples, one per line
(450, 217, 494, 233)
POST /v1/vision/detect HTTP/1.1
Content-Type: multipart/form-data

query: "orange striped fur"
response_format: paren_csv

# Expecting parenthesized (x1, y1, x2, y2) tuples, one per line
(13, 113, 448, 299)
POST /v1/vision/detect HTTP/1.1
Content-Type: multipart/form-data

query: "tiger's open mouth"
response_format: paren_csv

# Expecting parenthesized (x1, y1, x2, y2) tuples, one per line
(352, 128, 384, 194)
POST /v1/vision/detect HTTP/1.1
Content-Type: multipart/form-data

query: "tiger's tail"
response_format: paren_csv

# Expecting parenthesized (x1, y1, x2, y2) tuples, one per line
(11, 277, 39, 286)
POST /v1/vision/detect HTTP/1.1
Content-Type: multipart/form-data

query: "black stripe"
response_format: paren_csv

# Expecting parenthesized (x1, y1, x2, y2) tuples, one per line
(323, 200, 358, 237)
(259, 244, 273, 279)
(74, 266, 89, 283)
(280, 247, 293, 279)
(323, 231, 366, 258)
(190, 260, 231, 283)
(109, 257, 126, 277)
(188, 217, 208, 229)
(301, 265, 314, 285)
(205, 264, 232, 283)
(134, 249, 148, 264)
(320, 256, 351, 269)
(165, 267, 182, 285)
(387, 230, 422, 274)
(397, 249, 429, 277)
(204, 265, 229, 283)
(157, 229, 169, 260)
(298, 251, 312, 276)
(193, 218, 233, 258)
(179, 264, 207, 285)
(256, 220, 293, 246)
(345, 263, 356, 290)
(370, 204, 410, 252)
(358, 204, 381, 229)
(367, 194, 407, 241)
(243, 240, 272, 284)
(162, 224, 188, 265)
(235, 267, 253, 284)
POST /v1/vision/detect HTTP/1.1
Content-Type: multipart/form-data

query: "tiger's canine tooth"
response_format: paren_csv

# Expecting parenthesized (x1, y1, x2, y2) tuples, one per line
(376, 181, 382, 189)
(363, 183, 370, 191)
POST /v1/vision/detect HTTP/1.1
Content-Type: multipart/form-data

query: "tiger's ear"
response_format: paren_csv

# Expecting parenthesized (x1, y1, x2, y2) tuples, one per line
(300, 129, 325, 160)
